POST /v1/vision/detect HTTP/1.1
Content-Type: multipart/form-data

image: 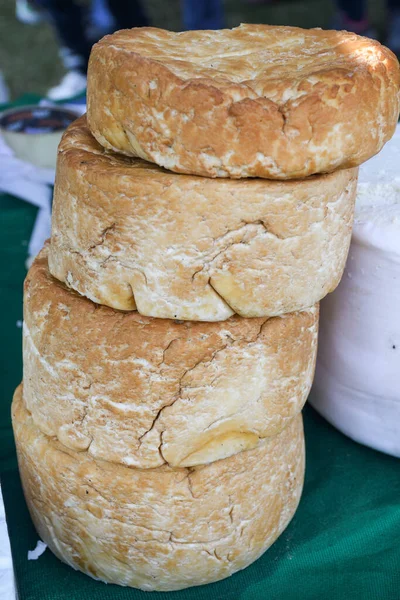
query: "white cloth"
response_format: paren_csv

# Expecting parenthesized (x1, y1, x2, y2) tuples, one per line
(0, 485, 15, 600)
(0, 101, 84, 599)
(0, 117, 53, 600)
(0, 131, 54, 261)
(0, 100, 86, 262)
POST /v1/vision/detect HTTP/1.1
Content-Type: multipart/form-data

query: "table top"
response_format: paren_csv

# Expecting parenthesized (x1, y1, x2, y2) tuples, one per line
(1, 191, 400, 600)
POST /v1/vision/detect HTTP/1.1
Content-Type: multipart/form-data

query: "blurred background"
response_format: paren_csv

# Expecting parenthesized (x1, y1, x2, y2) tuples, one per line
(0, 0, 392, 101)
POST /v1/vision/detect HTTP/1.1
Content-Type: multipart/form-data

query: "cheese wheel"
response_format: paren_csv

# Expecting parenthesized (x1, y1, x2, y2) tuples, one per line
(23, 246, 318, 469)
(49, 116, 356, 321)
(13, 385, 305, 592)
(311, 126, 400, 456)
(87, 24, 400, 179)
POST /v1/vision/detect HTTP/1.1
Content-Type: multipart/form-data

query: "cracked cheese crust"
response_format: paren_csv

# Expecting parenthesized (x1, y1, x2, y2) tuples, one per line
(87, 24, 400, 179)
(49, 116, 356, 321)
(23, 247, 318, 469)
(12, 385, 304, 591)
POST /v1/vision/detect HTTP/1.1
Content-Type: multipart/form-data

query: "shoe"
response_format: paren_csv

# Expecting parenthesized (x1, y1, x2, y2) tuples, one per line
(16, 0, 44, 24)
(386, 9, 400, 55)
(47, 71, 87, 101)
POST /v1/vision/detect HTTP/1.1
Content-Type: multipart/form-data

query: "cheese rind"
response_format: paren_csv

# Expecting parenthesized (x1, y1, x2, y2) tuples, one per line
(13, 385, 305, 592)
(24, 247, 318, 468)
(49, 116, 357, 320)
(87, 24, 400, 179)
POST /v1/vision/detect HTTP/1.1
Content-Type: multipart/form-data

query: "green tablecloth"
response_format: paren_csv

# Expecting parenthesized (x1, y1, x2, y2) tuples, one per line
(1, 193, 400, 600)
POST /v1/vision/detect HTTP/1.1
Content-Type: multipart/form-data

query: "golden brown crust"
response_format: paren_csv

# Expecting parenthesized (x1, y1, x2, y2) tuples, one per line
(49, 116, 356, 320)
(87, 24, 400, 179)
(13, 384, 305, 592)
(23, 247, 318, 468)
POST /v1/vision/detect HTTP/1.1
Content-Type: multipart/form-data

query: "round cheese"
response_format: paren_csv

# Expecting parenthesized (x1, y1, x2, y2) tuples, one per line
(13, 385, 304, 592)
(49, 116, 357, 321)
(87, 24, 400, 179)
(24, 246, 318, 468)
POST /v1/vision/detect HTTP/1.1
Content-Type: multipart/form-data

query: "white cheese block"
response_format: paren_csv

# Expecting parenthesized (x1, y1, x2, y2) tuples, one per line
(310, 126, 400, 456)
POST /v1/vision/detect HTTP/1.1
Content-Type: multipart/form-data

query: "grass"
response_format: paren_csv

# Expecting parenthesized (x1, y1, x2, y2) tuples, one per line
(0, 0, 386, 100)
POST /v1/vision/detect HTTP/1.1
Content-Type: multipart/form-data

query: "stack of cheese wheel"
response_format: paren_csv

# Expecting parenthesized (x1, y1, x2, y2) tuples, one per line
(12, 25, 400, 592)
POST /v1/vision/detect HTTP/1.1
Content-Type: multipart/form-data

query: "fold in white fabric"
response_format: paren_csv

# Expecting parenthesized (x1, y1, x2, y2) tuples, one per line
(0, 100, 85, 600)
(0, 132, 53, 263)
(0, 100, 85, 263)
(0, 486, 15, 600)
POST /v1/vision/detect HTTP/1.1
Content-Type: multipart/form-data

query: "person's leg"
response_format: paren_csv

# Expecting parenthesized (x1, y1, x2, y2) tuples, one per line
(89, 0, 115, 40)
(32, 0, 89, 98)
(182, 0, 224, 30)
(387, 0, 400, 53)
(335, 0, 371, 34)
(106, 0, 149, 30)
(201, 0, 224, 29)
(33, 0, 90, 73)
(333, 0, 378, 38)
(336, 0, 367, 23)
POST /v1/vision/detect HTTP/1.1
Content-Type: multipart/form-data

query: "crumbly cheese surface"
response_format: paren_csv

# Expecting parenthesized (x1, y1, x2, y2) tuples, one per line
(13, 386, 304, 592)
(87, 25, 400, 179)
(355, 125, 400, 253)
